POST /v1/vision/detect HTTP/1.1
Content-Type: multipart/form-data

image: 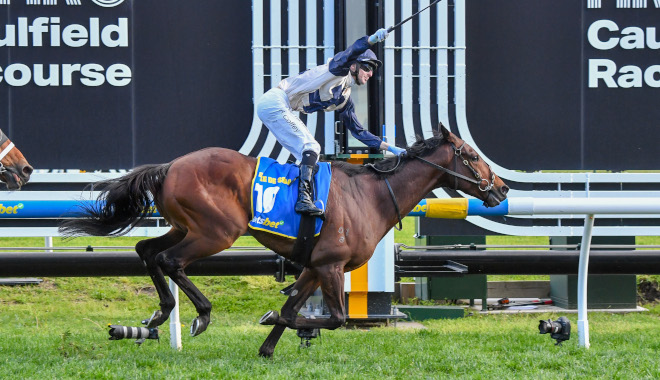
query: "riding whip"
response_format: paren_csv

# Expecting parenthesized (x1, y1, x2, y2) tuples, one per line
(387, 0, 442, 33)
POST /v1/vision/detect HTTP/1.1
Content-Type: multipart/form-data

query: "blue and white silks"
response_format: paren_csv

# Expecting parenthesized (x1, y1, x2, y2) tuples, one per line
(249, 157, 331, 239)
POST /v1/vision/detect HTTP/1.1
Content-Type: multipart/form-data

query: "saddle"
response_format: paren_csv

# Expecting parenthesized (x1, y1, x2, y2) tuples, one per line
(249, 157, 331, 267)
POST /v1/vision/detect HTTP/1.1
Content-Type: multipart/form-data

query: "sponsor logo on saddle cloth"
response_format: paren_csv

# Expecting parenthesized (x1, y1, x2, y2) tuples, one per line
(249, 157, 331, 238)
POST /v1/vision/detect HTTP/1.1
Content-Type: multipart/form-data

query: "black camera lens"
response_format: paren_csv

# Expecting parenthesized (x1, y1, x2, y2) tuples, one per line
(108, 325, 159, 341)
(538, 317, 571, 345)
(538, 319, 554, 334)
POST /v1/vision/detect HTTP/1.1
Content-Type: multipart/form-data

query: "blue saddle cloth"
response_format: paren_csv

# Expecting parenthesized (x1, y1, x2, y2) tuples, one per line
(249, 157, 331, 239)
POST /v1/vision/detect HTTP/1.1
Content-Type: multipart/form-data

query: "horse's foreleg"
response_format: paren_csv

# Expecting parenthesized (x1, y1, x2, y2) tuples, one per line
(259, 325, 286, 358)
(263, 264, 347, 331)
(293, 264, 346, 330)
(135, 228, 185, 327)
(258, 268, 320, 357)
(258, 264, 346, 356)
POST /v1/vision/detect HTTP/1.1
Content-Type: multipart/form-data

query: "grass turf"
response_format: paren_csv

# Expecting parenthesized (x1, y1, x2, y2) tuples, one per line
(1, 218, 660, 378)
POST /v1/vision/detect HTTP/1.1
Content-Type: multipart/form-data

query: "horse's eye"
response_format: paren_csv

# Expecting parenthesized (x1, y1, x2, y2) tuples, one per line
(471, 156, 479, 162)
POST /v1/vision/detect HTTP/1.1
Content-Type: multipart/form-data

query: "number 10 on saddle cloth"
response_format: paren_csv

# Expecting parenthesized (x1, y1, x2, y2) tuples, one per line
(249, 157, 332, 238)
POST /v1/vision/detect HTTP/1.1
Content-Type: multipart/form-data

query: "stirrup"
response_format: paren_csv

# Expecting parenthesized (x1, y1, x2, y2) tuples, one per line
(295, 201, 324, 217)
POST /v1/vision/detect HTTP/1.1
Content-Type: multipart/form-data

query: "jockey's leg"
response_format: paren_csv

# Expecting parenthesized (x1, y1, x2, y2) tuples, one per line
(295, 151, 324, 217)
(256, 88, 323, 218)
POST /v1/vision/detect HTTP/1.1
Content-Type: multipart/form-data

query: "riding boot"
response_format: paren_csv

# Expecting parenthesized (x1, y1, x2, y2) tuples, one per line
(295, 164, 324, 218)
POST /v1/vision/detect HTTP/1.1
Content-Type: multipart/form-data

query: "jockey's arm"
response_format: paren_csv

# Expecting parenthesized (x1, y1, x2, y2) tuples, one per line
(338, 98, 383, 150)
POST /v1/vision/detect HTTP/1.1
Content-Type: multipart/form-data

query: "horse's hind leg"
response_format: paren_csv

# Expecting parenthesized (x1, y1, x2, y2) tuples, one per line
(135, 228, 186, 327)
(258, 268, 321, 357)
(155, 233, 229, 337)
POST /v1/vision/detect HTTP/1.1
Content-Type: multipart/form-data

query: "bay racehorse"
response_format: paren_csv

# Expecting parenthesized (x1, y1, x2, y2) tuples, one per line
(0, 129, 33, 190)
(59, 124, 508, 357)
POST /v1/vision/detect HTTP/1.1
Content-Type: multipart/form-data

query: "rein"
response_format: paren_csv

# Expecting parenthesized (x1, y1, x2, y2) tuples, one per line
(365, 154, 401, 174)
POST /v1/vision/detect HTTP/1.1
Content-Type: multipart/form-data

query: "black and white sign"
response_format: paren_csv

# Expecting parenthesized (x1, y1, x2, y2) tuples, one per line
(0, 0, 252, 169)
(466, 0, 659, 171)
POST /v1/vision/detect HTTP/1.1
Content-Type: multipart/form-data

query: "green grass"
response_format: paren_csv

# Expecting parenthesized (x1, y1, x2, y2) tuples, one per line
(1, 221, 660, 378)
(1, 278, 660, 378)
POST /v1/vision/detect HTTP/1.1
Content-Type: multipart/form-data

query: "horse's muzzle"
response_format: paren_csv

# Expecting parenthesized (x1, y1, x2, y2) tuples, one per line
(484, 185, 509, 207)
(2, 165, 32, 190)
(22, 164, 33, 178)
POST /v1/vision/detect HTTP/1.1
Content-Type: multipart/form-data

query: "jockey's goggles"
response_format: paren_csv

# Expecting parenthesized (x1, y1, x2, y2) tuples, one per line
(359, 63, 375, 73)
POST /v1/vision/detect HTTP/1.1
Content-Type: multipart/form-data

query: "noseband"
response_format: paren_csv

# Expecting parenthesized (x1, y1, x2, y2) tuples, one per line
(0, 131, 15, 174)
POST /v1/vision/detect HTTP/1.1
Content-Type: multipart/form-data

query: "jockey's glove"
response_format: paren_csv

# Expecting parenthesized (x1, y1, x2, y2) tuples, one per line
(387, 145, 406, 156)
(368, 28, 390, 44)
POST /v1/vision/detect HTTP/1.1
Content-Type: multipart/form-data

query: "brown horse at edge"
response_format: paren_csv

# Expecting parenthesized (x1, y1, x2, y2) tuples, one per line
(59, 124, 508, 357)
(0, 128, 33, 190)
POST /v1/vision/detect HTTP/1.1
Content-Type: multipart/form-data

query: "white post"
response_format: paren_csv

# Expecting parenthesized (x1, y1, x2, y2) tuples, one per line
(577, 214, 595, 348)
(323, 0, 335, 155)
(169, 279, 182, 350)
(45, 236, 53, 253)
(367, 229, 395, 292)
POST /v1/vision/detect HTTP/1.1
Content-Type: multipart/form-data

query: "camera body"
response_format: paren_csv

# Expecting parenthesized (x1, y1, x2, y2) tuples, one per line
(538, 316, 571, 345)
(297, 328, 320, 348)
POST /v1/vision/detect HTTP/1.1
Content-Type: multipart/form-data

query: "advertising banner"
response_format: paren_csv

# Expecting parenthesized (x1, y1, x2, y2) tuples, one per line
(466, 0, 660, 171)
(0, 0, 252, 169)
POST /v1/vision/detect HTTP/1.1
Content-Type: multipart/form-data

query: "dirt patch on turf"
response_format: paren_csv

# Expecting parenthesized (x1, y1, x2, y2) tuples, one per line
(136, 286, 156, 296)
(39, 279, 59, 290)
(637, 278, 660, 303)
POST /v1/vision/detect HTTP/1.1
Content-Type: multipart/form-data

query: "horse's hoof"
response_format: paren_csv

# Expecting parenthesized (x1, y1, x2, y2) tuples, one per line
(258, 350, 274, 358)
(259, 310, 279, 325)
(190, 317, 209, 337)
(258, 345, 274, 358)
(142, 310, 163, 328)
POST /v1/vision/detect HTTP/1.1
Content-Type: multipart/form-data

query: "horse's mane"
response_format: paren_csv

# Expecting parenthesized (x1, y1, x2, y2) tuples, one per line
(330, 133, 446, 179)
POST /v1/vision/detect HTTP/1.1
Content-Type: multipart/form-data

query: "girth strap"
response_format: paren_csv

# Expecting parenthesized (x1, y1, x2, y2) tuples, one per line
(366, 159, 404, 231)
(384, 178, 403, 231)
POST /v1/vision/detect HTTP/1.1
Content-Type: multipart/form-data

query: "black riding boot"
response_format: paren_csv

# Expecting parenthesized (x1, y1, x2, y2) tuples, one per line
(295, 164, 324, 218)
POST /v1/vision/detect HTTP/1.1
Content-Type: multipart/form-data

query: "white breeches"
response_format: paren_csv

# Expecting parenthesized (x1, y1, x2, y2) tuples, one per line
(256, 88, 321, 162)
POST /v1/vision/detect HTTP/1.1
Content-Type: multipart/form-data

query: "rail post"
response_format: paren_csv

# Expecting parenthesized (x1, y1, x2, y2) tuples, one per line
(577, 214, 595, 348)
(169, 279, 182, 350)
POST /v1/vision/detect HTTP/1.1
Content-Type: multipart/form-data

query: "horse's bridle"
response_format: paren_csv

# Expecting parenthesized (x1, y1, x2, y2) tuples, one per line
(0, 131, 15, 175)
(367, 141, 495, 231)
(416, 142, 495, 193)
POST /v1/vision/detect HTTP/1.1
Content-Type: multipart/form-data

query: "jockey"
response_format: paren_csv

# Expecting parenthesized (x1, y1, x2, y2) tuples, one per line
(257, 28, 406, 219)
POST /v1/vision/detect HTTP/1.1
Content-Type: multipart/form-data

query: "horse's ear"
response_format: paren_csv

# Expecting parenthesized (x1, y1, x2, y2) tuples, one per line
(439, 123, 451, 139)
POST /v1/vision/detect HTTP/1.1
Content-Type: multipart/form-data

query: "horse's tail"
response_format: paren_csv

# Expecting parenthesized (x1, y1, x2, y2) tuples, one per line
(59, 163, 172, 237)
